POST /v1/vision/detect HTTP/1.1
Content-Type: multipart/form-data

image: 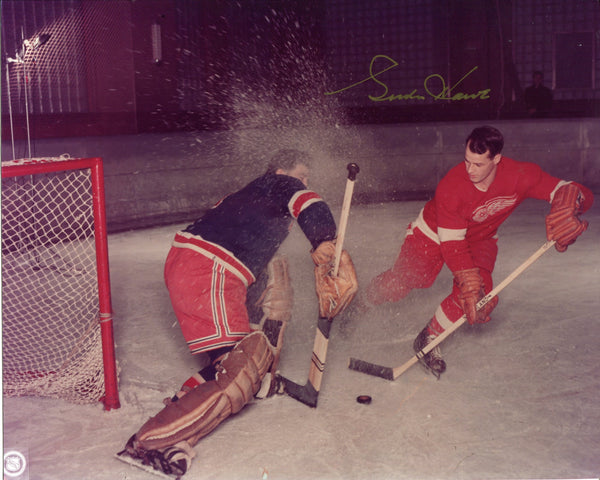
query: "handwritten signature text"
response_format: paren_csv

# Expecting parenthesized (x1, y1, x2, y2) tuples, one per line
(325, 54, 491, 102)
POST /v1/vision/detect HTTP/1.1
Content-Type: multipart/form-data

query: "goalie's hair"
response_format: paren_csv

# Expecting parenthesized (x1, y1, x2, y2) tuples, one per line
(466, 125, 504, 158)
(266, 149, 312, 175)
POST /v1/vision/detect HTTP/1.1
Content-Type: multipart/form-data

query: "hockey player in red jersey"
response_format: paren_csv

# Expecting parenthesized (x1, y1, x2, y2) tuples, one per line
(118, 149, 357, 478)
(366, 125, 593, 378)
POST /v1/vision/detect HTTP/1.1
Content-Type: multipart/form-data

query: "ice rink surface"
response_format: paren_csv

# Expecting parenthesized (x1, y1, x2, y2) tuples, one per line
(3, 199, 600, 480)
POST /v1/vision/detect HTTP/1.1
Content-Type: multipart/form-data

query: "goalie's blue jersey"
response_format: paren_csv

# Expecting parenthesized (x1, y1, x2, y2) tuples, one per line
(180, 173, 337, 280)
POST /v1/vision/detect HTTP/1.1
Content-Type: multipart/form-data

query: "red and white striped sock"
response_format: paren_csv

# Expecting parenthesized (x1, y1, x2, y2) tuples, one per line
(171, 372, 206, 402)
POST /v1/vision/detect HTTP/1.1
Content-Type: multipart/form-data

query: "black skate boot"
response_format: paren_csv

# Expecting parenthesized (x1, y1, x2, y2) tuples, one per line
(117, 435, 194, 479)
(155, 442, 194, 477)
(413, 327, 446, 379)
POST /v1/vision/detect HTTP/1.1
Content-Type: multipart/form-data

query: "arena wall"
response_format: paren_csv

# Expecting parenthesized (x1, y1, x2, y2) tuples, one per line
(2, 118, 599, 232)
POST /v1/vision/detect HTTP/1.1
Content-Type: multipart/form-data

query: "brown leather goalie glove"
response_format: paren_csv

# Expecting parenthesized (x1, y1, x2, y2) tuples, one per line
(454, 268, 499, 325)
(546, 183, 589, 252)
(257, 255, 293, 322)
(311, 241, 358, 319)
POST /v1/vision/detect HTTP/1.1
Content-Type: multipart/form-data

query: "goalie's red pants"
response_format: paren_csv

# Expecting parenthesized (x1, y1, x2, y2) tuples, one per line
(367, 225, 497, 335)
(164, 234, 255, 355)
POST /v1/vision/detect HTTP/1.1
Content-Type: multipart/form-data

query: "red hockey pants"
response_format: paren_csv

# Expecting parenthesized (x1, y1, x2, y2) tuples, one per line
(367, 226, 498, 334)
(164, 246, 251, 355)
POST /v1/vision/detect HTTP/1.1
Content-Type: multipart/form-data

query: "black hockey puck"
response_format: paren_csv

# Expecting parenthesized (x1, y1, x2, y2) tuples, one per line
(356, 395, 372, 404)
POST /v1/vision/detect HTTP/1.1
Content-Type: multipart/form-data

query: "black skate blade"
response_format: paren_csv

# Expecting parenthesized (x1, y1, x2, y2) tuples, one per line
(348, 357, 395, 380)
(415, 358, 441, 380)
(115, 452, 183, 480)
(414, 350, 444, 380)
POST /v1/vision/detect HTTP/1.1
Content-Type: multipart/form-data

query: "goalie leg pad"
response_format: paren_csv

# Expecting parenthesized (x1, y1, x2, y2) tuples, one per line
(215, 330, 273, 413)
(249, 255, 293, 329)
(135, 331, 273, 451)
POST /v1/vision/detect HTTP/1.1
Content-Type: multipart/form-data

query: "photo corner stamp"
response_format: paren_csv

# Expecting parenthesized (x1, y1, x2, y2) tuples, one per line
(4, 448, 29, 479)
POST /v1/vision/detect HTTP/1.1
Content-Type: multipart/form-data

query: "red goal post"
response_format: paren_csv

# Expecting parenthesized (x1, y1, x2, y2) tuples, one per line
(2, 156, 120, 410)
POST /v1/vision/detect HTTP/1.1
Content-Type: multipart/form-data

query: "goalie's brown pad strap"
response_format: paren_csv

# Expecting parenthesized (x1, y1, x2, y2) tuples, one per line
(135, 331, 273, 451)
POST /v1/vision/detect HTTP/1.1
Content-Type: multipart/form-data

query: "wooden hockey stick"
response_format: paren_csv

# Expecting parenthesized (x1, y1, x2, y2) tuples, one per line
(279, 163, 360, 407)
(348, 240, 556, 380)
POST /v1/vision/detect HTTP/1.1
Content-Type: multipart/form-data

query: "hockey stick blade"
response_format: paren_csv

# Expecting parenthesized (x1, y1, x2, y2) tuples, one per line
(277, 375, 319, 408)
(347, 357, 395, 380)
(275, 316, 333, 408)
(348, 241, 556, 381)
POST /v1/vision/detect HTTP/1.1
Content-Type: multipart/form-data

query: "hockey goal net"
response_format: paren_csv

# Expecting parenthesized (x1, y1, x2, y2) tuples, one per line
(2, 156, 120, 410)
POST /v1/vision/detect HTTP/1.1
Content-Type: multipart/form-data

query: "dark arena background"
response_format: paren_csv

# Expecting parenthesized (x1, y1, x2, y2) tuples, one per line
(2, 0, 599, 231)
(2, 2, 600, 480)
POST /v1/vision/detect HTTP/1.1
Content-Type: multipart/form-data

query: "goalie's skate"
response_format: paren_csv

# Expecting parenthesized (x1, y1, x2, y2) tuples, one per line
(248, 255, 291, 399)
(116, 435, 194, 480)
(255, 317, 287, 398)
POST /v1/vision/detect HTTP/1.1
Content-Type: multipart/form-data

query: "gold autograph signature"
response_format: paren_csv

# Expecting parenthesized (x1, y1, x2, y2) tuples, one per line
(325, 54, 491, 102)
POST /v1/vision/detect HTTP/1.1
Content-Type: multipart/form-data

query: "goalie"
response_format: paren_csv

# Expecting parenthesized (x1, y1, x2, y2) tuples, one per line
(118, 149, 357, 477)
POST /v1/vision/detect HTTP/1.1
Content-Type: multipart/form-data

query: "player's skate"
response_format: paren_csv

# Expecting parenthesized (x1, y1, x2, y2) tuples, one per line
(116, 435, 195, 480)
(413, 327, 446, 379)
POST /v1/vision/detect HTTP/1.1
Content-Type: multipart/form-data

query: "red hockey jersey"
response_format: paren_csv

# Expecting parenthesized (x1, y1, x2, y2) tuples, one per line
(420, 157, 593, 272)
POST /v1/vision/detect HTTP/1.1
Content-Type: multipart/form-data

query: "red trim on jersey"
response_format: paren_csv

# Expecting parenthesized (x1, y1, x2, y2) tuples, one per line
(172, 232, 255, 286)
(289, 190, 323, 218)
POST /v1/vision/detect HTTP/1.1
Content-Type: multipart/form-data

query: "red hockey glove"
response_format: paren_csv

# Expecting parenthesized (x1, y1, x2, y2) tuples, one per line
(454, 268, 498, 325)
(546, 183, 588, 252)
(477, 295, 499, 324)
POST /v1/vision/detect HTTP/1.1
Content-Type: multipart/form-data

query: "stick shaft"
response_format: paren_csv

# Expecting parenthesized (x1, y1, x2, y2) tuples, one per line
(279, 164, 359, 406)
(308, 164, 357, 390)
(307, 316, 334, 391)
(333, 179, 356, 276)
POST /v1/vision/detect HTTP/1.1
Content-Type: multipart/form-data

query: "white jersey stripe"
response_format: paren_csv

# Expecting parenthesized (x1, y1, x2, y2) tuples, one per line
(434, 304, 455, 331)
(438, 226, 467, 243)
(410, 208, 441, 244)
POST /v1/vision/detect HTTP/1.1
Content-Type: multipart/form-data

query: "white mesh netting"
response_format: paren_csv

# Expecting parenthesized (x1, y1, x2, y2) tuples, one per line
(2, 161, 108, 404)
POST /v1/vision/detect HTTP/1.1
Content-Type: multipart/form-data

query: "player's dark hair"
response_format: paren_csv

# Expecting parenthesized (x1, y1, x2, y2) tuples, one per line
(466, 126, 504, 158)
(266, 149, 312, 175)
